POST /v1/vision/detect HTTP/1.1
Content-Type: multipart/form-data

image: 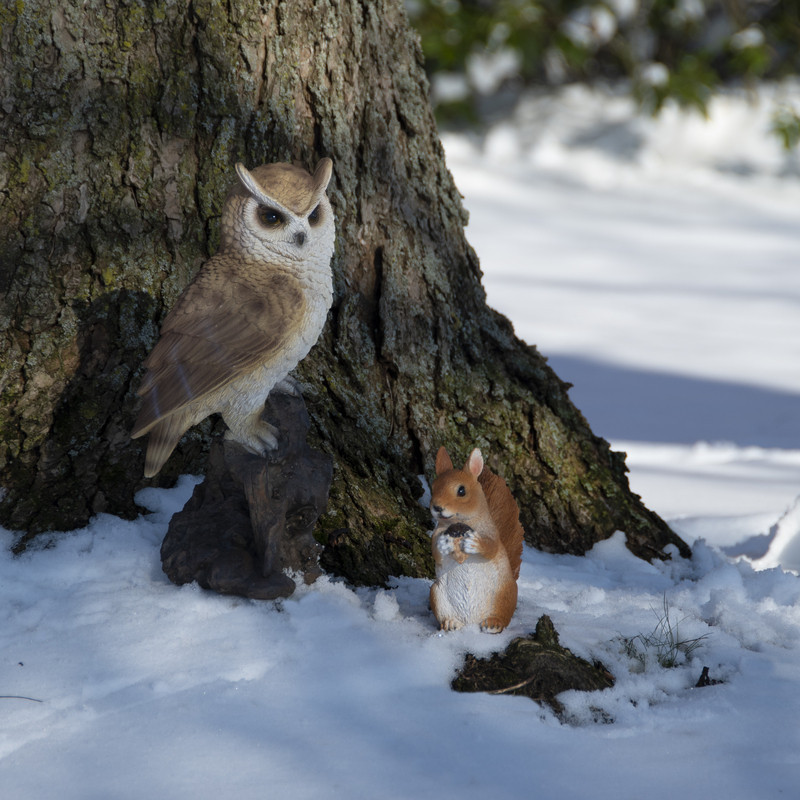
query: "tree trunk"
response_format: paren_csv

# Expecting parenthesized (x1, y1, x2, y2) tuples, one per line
(0, 0, 689, 580)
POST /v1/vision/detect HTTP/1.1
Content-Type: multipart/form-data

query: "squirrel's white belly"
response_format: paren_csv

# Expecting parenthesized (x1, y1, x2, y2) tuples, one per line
(433, 558, 502, 626)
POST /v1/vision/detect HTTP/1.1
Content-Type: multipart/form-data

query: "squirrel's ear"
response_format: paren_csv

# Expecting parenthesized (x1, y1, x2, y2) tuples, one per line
(467, 448, 484, 477)
(435, 446, 453, 475)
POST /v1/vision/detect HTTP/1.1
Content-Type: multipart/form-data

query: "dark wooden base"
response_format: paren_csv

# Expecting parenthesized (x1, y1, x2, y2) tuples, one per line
(160, 391, 333, 600)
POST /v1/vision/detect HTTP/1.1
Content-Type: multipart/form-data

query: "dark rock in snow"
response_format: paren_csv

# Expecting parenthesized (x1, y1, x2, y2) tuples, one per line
(452, 615, 615, 718)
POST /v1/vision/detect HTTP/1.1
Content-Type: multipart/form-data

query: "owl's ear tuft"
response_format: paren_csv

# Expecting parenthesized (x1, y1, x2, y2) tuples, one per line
(312, 158, 333, 193)
(236, 162, 272, 205)
(235, 162, 256, 191)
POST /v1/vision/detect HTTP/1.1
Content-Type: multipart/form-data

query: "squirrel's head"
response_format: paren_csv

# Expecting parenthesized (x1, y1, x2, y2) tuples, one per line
(430, 446, 487, 522)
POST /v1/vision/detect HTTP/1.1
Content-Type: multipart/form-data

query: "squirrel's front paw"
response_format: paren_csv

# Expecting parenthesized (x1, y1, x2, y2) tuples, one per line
(436, 534, 456, 556)
(460, 531, 481, 555)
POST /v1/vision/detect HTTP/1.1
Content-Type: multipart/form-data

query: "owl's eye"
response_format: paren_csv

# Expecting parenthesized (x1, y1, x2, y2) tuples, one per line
(308, 204, 322, 226)
(257, 206, 285, 228)
(457, 486, 466, 497)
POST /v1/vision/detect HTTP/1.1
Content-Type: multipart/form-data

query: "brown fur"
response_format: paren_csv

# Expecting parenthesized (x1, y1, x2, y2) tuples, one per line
(477, 469, 523, 581)
(429, 446, 524, 633)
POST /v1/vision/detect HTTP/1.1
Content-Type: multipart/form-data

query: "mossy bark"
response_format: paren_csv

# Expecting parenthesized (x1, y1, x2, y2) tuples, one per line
(0, 0, 689, 576)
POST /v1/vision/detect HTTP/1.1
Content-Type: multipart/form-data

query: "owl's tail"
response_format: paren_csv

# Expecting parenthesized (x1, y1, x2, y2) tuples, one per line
(132, 413, 188, 478)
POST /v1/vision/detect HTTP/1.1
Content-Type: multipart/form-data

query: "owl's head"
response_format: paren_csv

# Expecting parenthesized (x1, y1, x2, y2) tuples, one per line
(221, 159, 335, 263)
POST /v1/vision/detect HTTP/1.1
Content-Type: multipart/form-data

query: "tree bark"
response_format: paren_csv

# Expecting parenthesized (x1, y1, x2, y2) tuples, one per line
(0, 0, 689, 579)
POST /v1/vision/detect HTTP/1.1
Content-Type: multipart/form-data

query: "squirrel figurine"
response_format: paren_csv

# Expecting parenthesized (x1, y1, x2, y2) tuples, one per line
(429, 446, 524, 633)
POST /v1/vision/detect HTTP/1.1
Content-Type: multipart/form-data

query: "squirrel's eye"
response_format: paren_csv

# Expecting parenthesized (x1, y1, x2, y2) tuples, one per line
(308, 204, 321, 226)
(257, 206, 285, 227)
(457, 486, 466, 497)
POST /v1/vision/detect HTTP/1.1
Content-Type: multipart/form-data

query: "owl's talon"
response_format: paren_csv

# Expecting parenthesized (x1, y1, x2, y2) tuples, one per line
(225, 420, 279, 454)
(274, 376, 301, 396)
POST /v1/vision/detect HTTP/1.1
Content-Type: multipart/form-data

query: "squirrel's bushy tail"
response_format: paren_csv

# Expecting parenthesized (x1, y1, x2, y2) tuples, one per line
(478, 469, 524, 580)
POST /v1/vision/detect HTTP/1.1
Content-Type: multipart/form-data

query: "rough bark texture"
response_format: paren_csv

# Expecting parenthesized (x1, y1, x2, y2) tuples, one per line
(452, 615, 615, 718)
(0, 0, 689, 579)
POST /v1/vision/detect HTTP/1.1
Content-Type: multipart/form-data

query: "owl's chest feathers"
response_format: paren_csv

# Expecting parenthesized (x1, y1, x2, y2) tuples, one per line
(209, 265, 330, 415)
(271, 261, 332, 351)
(246, 253, 333, 330)
(295, 271, 333, 345)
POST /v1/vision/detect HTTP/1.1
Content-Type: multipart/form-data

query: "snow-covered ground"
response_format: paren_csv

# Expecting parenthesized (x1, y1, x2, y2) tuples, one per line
(2, 84, 800, 798)
(450, 82, 800, 571)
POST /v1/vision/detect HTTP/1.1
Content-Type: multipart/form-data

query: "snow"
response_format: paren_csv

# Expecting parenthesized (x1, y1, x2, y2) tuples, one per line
(3, 83, 800, 798)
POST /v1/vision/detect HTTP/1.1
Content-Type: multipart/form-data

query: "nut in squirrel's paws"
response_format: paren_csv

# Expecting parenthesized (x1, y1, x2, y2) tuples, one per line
(444, 523, 472, 538)
(444, 523, 473, 563)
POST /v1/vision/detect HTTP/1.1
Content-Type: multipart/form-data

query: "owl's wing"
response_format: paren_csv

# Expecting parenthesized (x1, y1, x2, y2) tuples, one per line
(132, 262, 305, 436)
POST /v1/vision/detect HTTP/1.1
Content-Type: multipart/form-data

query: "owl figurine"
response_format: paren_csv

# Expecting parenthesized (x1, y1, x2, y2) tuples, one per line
(131, 158, 335, 478)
